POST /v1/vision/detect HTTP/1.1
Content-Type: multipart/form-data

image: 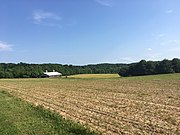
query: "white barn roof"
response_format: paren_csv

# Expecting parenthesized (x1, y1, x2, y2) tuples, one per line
(44, 70, 62, 76)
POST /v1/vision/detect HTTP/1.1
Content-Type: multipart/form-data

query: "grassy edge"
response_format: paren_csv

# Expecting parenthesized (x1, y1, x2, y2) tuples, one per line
(0, 90, 101, 135)
(31, 105, 101, 135)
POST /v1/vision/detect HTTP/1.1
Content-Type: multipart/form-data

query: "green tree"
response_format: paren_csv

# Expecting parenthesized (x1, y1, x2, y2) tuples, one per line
(172, 58, 180, 73)
(0, 71, 5, 78)
(146, 61, 156, 75)
(118, 66, 129, 77)
(155, 59, 174, 74)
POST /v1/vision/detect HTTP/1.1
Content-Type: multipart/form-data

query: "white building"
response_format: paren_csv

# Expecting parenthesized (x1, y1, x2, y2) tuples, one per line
(43, 70, 62, 78)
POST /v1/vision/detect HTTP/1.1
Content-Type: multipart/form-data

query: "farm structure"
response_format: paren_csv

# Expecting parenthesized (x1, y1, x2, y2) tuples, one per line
(43, 70, 62, 78)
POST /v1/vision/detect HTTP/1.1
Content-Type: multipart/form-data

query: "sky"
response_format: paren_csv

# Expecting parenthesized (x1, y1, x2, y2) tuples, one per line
(0, 0, 180, 65)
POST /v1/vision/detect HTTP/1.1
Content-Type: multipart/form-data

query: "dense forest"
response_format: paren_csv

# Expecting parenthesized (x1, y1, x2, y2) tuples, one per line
(0, 63, 125, 78)
(118, 58, 180, 77)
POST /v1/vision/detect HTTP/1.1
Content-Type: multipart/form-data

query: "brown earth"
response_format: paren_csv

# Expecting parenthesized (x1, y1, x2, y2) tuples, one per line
(0, 77, 179, 135)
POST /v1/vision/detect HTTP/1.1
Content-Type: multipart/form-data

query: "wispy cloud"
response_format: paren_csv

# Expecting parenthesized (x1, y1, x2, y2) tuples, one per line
(0, 41, 13, 51)
(148, 48, 152, 51)
(95, 0, 113, 7)
(165, 9, 173, 14)
(170, 40, 180, 44)
(32, 10, 62, 26)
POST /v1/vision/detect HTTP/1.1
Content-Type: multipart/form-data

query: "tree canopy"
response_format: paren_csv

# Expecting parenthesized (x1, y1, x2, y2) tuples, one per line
(118, 58, 180, 77)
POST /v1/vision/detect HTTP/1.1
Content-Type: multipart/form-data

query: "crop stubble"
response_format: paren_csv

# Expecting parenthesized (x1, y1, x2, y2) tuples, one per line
(0, 78, 179, 134)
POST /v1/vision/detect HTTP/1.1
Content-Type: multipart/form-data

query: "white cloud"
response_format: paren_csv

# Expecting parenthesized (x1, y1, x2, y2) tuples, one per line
(170, 40, 180, 44)
(0, 41, 13, 51)
(148, 48, 152, 51)
(32, 10, 62, 25)
(166, 9, 173, 14)
(95, 0, 113, 7)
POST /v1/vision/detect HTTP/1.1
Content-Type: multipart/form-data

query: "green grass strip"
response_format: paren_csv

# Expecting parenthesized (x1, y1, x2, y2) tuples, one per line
(0, 90, 100, 135)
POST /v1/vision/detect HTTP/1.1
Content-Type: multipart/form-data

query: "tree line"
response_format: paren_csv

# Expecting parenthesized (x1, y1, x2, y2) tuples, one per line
(0, 58, 179, 78)
(0, 63, 125, 78)
(118, 58, 180, 77)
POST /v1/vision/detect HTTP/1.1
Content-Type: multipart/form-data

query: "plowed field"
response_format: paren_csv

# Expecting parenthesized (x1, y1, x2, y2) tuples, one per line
(0, 74, 180, 134)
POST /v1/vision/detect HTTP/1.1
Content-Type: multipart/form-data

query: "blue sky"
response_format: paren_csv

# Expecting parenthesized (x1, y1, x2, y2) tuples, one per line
(0, 0, 180, 65)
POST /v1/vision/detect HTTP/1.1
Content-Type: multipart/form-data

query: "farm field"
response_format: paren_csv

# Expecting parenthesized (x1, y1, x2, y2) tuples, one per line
(68, 74, 120, 79)
(0, 73, 180, 134)
(0, 91, 99, 135)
